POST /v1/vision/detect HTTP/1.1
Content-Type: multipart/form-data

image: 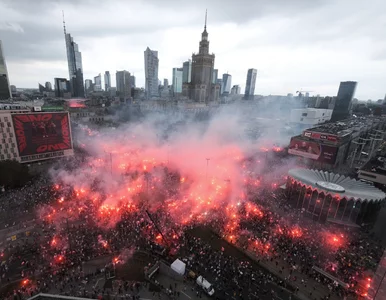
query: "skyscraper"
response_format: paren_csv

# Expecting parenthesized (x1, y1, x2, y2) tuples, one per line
(182, 11, 220, 102)
(331, 81, 357, 121)
(94, 74, 102, 91)
(130, 75, 136, 88)
(244, 68, 257, 100)
(172, 68, 183, 94)
(164, 79, 169, 88)
(0, 41, 11, 100)
(212, 69, 218, 84)
(63, 14, 85, 98)
(144, 47, 159, 98)
(182, 60, 192, 83)
(45, 81, 52, 91)
(104, 71, 111, 91)
(231, 85, 241, 95)
(116, 70, 131, 99)
(54, 78, 71, 98)
(85, 79, 93, 95)
(222, 73, 232, 95)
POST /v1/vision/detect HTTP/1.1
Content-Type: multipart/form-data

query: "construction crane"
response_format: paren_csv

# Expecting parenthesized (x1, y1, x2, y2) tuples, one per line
(296, 90, 314, 98)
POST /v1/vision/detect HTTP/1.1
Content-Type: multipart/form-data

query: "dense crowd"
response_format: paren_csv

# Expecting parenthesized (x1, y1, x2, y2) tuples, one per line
(0, 154, 384, 300)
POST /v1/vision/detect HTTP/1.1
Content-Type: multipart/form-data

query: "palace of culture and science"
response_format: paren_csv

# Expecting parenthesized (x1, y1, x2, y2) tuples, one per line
(182, 12, 220, 103)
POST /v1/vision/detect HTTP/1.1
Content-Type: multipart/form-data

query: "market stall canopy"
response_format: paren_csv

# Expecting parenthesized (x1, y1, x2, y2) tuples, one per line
(171, 259, 186, 275)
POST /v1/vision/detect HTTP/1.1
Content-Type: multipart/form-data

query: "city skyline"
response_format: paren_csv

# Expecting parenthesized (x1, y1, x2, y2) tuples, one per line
(0, 0, 386, 99)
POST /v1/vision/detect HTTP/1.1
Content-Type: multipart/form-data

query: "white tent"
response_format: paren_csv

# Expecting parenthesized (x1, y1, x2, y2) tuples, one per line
(171, 259, 186, 275)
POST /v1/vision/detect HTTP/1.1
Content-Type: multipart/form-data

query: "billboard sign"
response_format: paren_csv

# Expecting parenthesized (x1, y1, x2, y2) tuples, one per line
(288, 138, 338, 164)
(12, 112, 73, 162)
(303, 131, 338, 143)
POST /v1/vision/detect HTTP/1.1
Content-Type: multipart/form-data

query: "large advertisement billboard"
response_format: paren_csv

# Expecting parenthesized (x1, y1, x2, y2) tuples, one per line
(288, 138, 338, 164)
(303, 131, 339, 143)
(12, 112, 73, 162)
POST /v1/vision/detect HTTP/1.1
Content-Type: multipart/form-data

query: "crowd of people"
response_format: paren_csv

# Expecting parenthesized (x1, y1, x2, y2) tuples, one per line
(0, 151, 384, 300)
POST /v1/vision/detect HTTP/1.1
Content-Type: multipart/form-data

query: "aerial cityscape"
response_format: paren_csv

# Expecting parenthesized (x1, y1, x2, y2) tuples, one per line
(1, 1, 386, 300)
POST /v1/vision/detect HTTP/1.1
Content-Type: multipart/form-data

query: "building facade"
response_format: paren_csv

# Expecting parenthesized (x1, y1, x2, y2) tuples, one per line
(45, 82, 52, 91)
(182, 12, 219, 103)
(0, 41, 11, 100)
(130, 75, 136, 88)
(244, 68, 257, 100)
(164, 78, 169, 88)
(116, 70, 131, 99)
(144, 47, 159, 98)
(182, 60, 192, 83)
(230, 85, 241, 95)
(94, 74, 102, 91)
(172, 68, 183, 94)
(0, 106, 74, 163)
(64, 31, 85, 98)
(54, 78, 71, 98)
(331, 81, 357, 122)
(212, 69, 218, 84)
(222, 73, 232, 95)
(104, 71, 111, 91)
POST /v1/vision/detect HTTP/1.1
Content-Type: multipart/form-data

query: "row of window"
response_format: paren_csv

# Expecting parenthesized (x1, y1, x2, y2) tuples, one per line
(0, 153, 16, 160)
(0, 142, 16, 149)
(0, 122, 12, 128)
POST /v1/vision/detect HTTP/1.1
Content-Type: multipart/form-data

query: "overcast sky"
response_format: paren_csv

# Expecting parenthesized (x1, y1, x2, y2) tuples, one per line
(0, 0, 385, 99)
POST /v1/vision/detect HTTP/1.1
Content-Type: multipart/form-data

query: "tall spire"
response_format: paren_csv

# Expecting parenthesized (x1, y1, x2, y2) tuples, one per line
(62, 10, 66, 35)
(204, 9, 207, 30)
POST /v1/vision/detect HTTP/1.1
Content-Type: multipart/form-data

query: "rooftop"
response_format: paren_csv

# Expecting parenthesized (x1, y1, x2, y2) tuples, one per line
(306, 116, 385, 137)
(288, 168, 386, 202)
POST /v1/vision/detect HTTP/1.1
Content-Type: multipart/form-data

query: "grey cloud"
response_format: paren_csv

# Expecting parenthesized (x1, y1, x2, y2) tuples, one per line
(0, 22, 24, 33)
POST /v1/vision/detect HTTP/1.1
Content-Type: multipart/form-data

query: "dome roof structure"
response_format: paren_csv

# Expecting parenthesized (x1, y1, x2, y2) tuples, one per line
(288, 168, 386, 202)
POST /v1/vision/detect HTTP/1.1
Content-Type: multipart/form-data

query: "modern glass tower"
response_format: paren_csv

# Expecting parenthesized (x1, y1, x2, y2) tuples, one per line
(104, 71, 111, 91)
(244, 68, 257, 100)
(0, 41, 11, 100)
(172, 68, 183, 94)
(63, 15, 85, 98)
(144, 47, 159, 98)
(331, 81, 357, 121)
(182, 60, 192, 83)
(222, 73, 232, 95)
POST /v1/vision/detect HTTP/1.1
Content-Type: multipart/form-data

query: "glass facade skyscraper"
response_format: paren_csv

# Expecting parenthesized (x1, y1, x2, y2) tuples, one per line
(244, 68, 257, 100)
(0, 41, 11, 100)
(104, 71, 111, 91)
(65, 33, 85, 98)
(222, 73, 232, 95)
(144, 47, 159, 98)
(331, 81, 357, 121)
(182, 60, 191, 83)
(172, 68, 183, 94)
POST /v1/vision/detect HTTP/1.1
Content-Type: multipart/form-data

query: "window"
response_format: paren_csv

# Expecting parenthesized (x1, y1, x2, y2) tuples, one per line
(8, 138, 12, 143)
(7, 122, 11, 127)
(6, 128, 10, 133)
(1, 139, 5, 143)
(11, 143, 15, 148)
(6, 154, 10, 159)
(0, 155, 4, 160)
(9, 133, 13, 138)
(4, 117, 8, 122)
(0, 123, 4, 128)
(300, 118, 304, 121)
(2, 133, 5, 138)
(302, 113, 308, 116)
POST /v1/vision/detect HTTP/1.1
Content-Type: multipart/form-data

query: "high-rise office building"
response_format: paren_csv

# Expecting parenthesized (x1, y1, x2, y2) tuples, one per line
(45, 81, 52, 91)
(10, 85, 16, 93)
(244, 68, 257, 100)
(63, 17, 85, 98)
(231, 85, 241, 95)
(104, 71, 111, 91)
(144, 47, 159, 98)
(0, 41, 11, 100)
(54, 78, 71, 98)
(164, 79, 169, 88)
(94, 74, 102, 91)
(172, 68, 183, 94)
(130, 75, 136, 88)
(212, 69, 218, 84)
(84, 79, 93, 95)
(222, 73, 232, 95)
(182, 11, 220, 102)
(116, 70, 131, 99)
(182, 60, 192, 83)
(216, 79, 223, 95)
(331, 81, 357, 121)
